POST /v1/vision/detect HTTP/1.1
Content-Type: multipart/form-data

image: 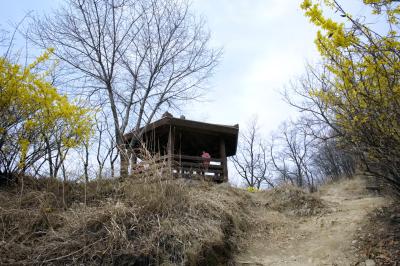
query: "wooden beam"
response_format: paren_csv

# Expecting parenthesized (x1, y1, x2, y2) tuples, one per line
(167, 125, 175, 172)
(219, 138, 228, 182)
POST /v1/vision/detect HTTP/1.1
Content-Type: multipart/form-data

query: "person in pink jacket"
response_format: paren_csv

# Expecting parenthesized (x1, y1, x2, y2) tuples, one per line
(201, 151, 211, 172)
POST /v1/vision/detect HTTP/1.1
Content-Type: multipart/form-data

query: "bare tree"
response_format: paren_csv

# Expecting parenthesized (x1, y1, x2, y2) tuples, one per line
(284, 66, 344, 141)
(93, 113, 113, 179)
(29, 0, 220, 178)
(312, 138, 356, 182)
(28, 0, 139, 177)
(282, 66, 358, 185)
(270, 122, 318, 191)
(231, 118, 274, 189)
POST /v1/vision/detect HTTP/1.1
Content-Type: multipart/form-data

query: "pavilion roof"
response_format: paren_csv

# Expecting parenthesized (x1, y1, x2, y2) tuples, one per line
(124, 117, 239, 157)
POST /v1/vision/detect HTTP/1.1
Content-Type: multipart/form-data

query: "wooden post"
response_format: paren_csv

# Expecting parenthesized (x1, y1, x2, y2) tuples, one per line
(219, 138, 228, 182)
(167, 125, 175, 173)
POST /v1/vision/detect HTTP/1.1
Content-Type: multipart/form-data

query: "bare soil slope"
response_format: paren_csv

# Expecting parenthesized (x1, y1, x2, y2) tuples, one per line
(235, 178, 388, 266)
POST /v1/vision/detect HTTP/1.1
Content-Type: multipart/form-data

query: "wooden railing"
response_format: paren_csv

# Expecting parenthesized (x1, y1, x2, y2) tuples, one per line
(171, 154, 224, 181)
(132, 154, 225, 181)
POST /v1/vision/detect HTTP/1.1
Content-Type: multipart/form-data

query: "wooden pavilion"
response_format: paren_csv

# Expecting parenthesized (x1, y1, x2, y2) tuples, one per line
(123, 115, 239, 182)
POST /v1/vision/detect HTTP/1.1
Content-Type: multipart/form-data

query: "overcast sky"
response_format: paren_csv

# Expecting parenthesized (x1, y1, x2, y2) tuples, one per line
(187, 0, 322, 136)
(0, 0, 322, 134)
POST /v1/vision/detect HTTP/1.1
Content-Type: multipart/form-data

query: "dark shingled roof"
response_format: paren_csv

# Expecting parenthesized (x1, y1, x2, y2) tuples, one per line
(124, 117, 239, 157)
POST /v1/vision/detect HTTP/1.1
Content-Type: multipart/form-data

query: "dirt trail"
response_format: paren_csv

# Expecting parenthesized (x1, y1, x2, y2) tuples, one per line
(235, 178, 388, 266)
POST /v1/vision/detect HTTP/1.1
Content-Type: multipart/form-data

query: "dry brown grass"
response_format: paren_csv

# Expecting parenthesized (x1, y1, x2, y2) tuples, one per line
(317, 176, 369, 198)
(261, 184, 327, 216)
(0, 175, 252, 265)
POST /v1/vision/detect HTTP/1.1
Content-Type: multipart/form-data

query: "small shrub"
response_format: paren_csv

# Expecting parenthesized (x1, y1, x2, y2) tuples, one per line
(246, 186, 259, 193)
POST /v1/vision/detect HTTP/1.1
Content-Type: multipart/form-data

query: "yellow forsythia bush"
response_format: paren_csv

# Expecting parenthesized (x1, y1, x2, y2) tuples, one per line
(0, 49, 92, 172)
(246, 186, 259, 193)
(300, 0, 400, 191)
